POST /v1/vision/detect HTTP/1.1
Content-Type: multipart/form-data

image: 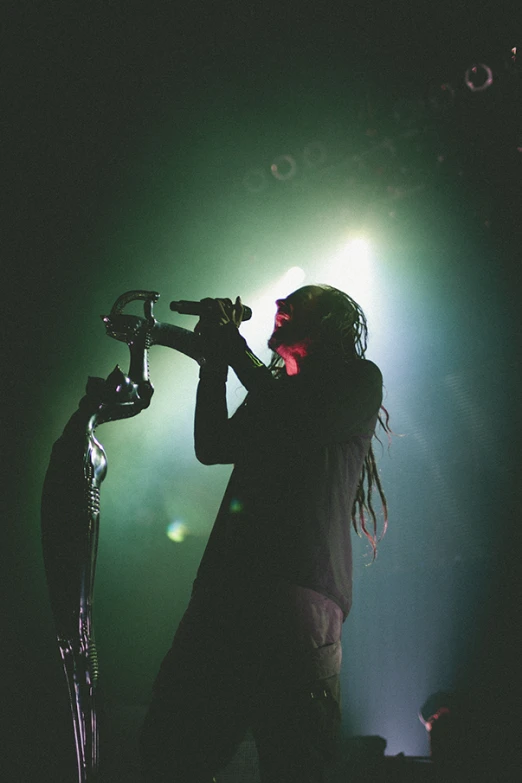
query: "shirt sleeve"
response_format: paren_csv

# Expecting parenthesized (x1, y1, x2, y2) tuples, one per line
(194, 373, 232, 465)
(193, 323, 276, 464)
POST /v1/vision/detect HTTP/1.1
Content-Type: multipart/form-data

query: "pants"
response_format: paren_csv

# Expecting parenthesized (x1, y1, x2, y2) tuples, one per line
(140, 582, 343, 783)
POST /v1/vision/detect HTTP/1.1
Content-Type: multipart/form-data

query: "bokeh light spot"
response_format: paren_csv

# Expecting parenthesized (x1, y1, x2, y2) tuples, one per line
(464, 63, 493, 92)
(166, 520, 189, 543)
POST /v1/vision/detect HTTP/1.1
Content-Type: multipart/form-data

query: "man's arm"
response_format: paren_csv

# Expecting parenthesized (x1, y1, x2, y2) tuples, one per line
(193, 307, 276, 465)
(194, 364, 236, 465)
(193, 337, 275, 464)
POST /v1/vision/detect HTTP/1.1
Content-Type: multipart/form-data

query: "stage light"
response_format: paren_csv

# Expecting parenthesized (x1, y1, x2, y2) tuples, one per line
(464, 63, 493, 92)
(280, 265, 306, 290)
(504, 45, 519, 74)
(270, 155, 297, 181)
(344, 238, 370, 259)
(315, 238, 376, 320)
(325, 238, 372, 282)
(166, 520, 189, 543)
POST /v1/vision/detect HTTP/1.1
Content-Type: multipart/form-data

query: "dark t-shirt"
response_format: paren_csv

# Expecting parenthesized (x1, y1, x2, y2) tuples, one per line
(193, 346, 383, 620)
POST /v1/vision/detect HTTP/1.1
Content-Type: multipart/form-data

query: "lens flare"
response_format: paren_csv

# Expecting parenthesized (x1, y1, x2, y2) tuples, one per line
(166, 520, 189, 543)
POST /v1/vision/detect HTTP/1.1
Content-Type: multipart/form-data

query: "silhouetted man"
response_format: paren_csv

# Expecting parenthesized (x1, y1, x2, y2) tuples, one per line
(140, 284, 387, 783)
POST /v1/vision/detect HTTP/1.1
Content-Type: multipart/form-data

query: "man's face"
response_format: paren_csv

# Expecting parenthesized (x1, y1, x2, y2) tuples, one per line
(268, 286, 324, 352)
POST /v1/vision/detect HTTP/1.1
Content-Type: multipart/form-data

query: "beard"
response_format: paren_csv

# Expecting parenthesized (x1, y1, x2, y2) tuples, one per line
(267, 330, 281, 351)
(268, 322, 313, 356)
(267, 322, 291, 351)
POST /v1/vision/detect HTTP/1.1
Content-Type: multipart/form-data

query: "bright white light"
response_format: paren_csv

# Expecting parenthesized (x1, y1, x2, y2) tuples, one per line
(343, 238, 370, 259)
(309, 236, 387, 353)
(321, 238, 374, 304)
(279, 265, 306, 291)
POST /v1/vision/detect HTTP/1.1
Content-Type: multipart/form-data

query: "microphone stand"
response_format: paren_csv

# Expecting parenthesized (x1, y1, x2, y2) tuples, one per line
(41, 290, 198, 783)
(101, 289, 205, 363)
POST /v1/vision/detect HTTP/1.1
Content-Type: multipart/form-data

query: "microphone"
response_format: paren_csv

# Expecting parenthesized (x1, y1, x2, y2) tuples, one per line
(169, 299, 253, 321)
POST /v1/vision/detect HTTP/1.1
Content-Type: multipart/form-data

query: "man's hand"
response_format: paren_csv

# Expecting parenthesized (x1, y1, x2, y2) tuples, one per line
(195, 297, 246, 371)
(195, 296, 245, 332)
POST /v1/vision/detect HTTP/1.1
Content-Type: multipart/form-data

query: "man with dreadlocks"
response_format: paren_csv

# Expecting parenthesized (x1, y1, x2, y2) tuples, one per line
(140, 285, 389, 783)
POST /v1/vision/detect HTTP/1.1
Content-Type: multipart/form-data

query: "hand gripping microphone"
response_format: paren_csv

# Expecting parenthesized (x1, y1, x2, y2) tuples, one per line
(169, 299, 253, 321)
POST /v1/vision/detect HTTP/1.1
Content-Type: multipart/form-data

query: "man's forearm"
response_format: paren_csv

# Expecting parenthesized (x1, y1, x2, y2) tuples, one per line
(151, 322, 205, 363)
(217, 322, 275, 394)
(194, 367, 233, 465)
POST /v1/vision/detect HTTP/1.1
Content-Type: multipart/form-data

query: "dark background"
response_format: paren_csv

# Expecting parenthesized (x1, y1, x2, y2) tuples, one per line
(3, 2, 521, 781)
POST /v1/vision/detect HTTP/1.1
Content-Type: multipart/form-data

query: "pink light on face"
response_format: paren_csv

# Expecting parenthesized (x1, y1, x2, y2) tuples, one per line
(274, 298, 292, 328)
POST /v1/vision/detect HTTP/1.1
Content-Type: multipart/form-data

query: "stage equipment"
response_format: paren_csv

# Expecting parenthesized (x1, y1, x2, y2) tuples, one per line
(41, 289, 205, 782)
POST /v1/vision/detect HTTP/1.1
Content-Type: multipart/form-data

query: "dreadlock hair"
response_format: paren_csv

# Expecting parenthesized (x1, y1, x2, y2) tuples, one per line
(268, 284, 391, 559)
